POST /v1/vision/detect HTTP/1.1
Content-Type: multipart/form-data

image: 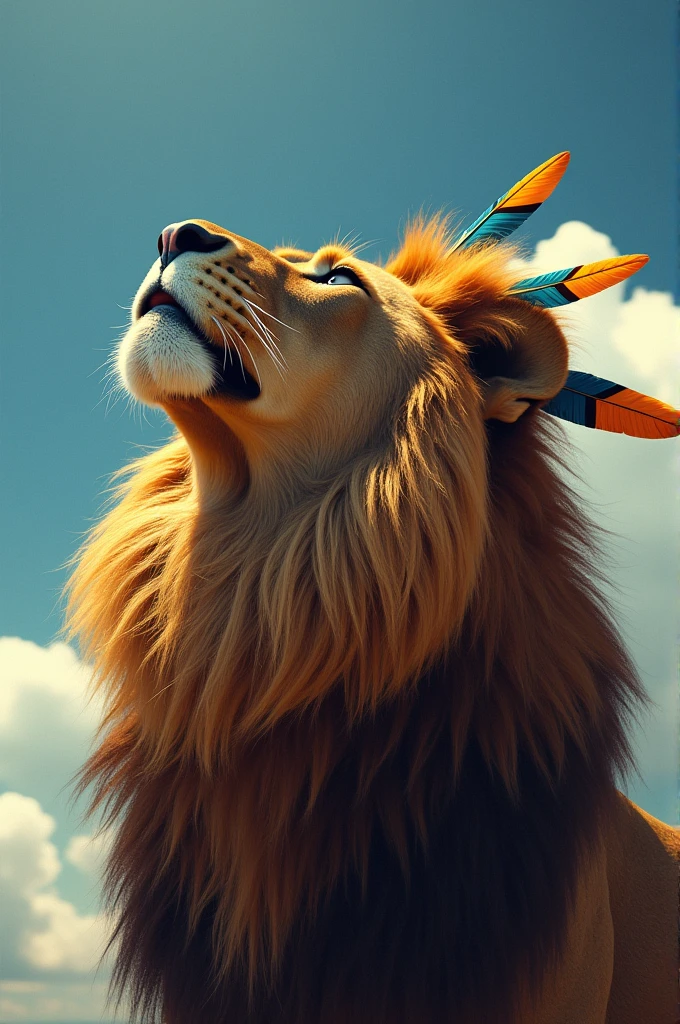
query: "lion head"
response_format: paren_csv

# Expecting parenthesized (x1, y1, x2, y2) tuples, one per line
(90, 215, 573, 745)
(68, 211, 642, 1023)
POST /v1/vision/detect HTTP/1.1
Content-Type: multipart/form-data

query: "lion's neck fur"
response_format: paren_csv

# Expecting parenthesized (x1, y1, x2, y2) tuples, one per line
(70, 404, 641, 1022)
(71, 359, 488, 759)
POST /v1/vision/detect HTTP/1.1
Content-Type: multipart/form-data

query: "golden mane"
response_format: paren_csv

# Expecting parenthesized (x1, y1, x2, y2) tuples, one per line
(68, 217, 643, 1023)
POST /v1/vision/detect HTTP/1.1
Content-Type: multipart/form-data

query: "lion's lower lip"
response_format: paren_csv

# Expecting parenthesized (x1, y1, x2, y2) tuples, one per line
(146, 290, 180, 311)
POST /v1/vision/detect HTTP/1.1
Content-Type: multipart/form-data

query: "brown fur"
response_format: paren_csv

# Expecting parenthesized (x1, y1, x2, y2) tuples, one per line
(67, 217, 678, 1022)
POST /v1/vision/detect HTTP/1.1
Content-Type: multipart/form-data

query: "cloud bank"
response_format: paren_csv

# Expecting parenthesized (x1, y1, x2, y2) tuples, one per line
(0, 792, 111, 975)
(0, 639, 122, 1021)
(523, 222, 678, 815)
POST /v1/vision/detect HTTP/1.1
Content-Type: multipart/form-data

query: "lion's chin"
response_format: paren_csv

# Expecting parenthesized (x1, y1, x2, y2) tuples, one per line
(118, 306, 261, 405)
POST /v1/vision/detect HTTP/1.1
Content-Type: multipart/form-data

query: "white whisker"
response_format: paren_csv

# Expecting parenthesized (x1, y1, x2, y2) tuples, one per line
(245, 320, 286, 379)
(248, 311, 284, 359)
(241, 298, 288, 365)
(246, 298, 300, 334)
(237, 296, 284, 363)
(238, 335, 262, 389)
(243, 314, 287, 380)
(234, 343, 246, 382)
(221, 318, 243, 357)
(89, 355, 117, 379)
(242, 302, 288, 373)
(92, 344, 128, 417)
(211, 315, 235, 371)
(221, 320, 249, 383)
(218, 323, 248, 383)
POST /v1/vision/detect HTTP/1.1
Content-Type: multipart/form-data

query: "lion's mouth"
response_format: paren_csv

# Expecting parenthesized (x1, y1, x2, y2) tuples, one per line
(140, 291, 261, 401)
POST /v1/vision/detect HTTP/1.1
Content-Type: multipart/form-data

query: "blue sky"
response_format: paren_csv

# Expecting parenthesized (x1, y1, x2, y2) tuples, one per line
(0, 0, 676, 1020)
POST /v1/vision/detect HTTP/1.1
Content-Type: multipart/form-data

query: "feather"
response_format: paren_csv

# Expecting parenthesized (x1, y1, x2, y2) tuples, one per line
(510, 254, 649, 308)
(451, 152, 570, 251)
(542, 371, 679, 438)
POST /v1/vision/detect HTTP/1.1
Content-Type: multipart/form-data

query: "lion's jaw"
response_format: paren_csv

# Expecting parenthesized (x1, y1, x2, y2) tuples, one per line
(118, 224, 444, 489)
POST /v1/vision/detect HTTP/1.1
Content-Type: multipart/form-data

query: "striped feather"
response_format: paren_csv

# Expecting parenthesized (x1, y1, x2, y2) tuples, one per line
(451, 152, 570, 251)
(542, 371, 679, 439)
(510, 254, 649, 307)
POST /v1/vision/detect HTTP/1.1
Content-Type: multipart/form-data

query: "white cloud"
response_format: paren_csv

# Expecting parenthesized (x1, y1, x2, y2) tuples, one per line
(0, 641, 123, 1019)
(0, 792, 114, 977)
(0, 793, 60, 894)
(23, 892, 110, 972)
(0, 637, 114, 885)
(0, 638, 103, 815)
(0, 637, 95, 731)
(0, 980, 117, 1022)
(611, 288, 680, 405)
(532, 219, 619, 266)
(65, 829, 113, 878)
(0, 997, 29, 1020)
(0, 982, 46, 993)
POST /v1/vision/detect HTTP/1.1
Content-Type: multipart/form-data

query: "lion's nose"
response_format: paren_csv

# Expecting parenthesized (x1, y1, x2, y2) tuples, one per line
(157, 221, 231, 269)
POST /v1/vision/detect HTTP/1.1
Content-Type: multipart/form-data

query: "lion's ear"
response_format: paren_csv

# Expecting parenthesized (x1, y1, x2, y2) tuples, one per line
(464, 299, 569, 424)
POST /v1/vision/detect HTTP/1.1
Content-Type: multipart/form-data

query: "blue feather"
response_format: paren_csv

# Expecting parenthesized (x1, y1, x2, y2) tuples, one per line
(451, 152, 570, 251)
(457, 208, 532, 247)
(542, 371, 680, 438)
(510, 255, 649, 308)
(513, 268, 575, 291)
(542, 372, 622, 427)
(510, 267, 576, 307)
(542, 383, 591, 426)
(562, 371, 622, 396)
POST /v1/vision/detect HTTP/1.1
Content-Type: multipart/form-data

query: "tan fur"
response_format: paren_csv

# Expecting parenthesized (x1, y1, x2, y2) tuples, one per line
(511, 795, 679, 1024)
(68, 216, 678, 1022)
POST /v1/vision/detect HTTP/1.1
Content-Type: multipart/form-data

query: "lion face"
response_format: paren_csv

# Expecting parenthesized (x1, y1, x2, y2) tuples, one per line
(119, 220, 444, 484)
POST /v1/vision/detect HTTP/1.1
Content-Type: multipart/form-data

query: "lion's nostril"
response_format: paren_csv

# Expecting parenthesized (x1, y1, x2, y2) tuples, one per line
(175, 226, 225, 256)
(158, 221, 232, 269)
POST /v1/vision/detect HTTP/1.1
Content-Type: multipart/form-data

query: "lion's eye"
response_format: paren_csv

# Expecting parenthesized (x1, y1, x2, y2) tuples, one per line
(310, 266, 368, 293)
(304, 265, 369, 294)
(326, 269, 359, 287)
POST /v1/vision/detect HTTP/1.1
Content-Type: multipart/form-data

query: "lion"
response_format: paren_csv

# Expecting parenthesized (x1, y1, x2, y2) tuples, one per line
(68, 198, 679, 1023)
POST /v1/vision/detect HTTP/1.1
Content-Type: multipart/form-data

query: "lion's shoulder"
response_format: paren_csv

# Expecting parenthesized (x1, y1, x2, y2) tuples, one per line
(604, 793, 679, 1023)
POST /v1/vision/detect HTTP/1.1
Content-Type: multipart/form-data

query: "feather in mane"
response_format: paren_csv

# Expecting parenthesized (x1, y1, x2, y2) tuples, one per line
(450, 151, 570, 251)
(542, 370, 680, 438)
(510, 254, 649, 307)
